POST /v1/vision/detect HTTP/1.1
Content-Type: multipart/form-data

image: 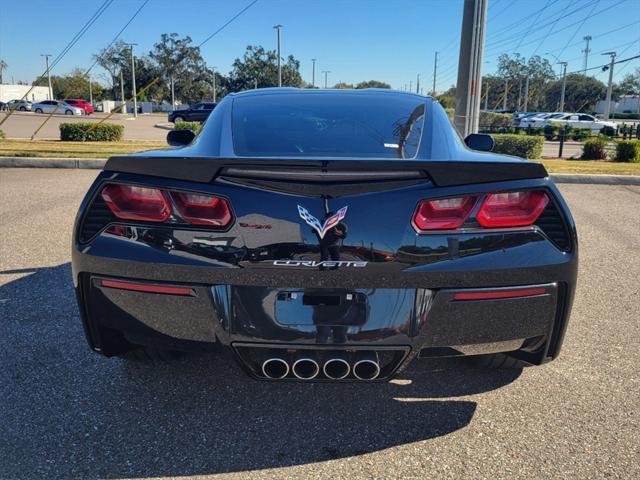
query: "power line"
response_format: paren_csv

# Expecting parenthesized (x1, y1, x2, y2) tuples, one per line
(0, 0, 113, 127)
(545, 20, 639, 54)
(511, 0, 554, 53)
(530, 0, 578, 56)
(554, 0, 600, 60)
(486, 0, 562, 41)
(197, 0, 259, 48)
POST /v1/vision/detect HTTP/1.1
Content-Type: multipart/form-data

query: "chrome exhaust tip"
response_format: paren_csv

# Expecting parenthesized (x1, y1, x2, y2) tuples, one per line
(323, 356, 351, 380)
(353, 352, 381, 380)
(262, 356, 289, 379)
(291, 356, 320, 380)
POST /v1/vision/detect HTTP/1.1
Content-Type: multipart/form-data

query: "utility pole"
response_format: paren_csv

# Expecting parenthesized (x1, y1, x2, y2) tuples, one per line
(416, 73, 420, 94)
(602, 52, 616, 120)
(170, 74, 175, 111)
(582, 35, 592, 74)
(484, 83, 489, 110)
(212, 66, 217, 102)
(322, 70, 331, 88)
(311, 58, 316, 88)
(125, 43, 138, 117)
(273, 25, 283, 87)
(120, 70, 126, 114)
(409, 80, 412, 92)
(89, 76, 93, 105)
(523, 75, 530, 112)
(41, 54, 53, 100)
(254, 78, 258, 89)
(454, 0, 488, 135)
(432, 51, 438, 96)
(502, 79, 508, 110)
(559, 61, 568, 112)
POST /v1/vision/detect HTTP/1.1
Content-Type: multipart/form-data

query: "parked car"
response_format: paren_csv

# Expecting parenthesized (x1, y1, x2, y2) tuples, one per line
(0, 101, 7, 111)
(519, 112, 561, 128)
(72, 88, 577, 379)
(7, 99, 32, 111)
(65, 99, 94, 114)
(512, 112, 540, 127)
(168, 102, 216, 123)
(548, 113, 617, 133)
(32, 100, 83, 115)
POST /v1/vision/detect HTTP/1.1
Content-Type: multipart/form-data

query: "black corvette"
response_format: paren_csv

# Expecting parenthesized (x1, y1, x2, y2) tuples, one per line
(72, 88, 577, 381)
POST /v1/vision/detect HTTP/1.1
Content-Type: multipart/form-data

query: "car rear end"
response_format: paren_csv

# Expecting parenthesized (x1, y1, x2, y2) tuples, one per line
(71, 91, 577, 381)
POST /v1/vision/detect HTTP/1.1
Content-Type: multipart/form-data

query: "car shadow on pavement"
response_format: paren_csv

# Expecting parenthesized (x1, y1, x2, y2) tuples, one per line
(0, 264, 521, 478)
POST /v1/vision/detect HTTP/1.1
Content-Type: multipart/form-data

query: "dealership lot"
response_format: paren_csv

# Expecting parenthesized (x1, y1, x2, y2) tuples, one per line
(0, 169, 638, 479)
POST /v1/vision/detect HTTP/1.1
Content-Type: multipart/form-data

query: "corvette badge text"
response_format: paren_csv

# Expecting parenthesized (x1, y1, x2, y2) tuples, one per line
(273, 260, 368, 267)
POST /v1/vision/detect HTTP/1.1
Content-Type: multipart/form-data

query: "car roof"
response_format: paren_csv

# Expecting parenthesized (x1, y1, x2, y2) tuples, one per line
(227, 87, 429, 101)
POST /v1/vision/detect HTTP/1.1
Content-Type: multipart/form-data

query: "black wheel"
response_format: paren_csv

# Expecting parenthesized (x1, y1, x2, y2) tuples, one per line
(117, 345, 184, 362)
(469, 353, 529, 369)
(19, 106, 26, 111)
(65, 109, 73, 115)
(35, 108, 43, 113)
(173, 116, 185, 123)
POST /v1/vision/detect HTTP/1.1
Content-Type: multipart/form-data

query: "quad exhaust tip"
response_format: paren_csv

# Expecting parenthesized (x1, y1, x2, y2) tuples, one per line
(353, 352, 381, 380)
(323, 357, 351, 380)
(291, 357, 320, 380)
(262, 357, 290, 379)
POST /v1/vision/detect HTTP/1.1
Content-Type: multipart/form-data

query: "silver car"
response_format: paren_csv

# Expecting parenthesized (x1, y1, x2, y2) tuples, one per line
(32, 100, 83, 115)
(7, 99, 32, 111)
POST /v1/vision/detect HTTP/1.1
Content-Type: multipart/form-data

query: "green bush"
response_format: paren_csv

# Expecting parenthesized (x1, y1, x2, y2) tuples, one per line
(570, 128, 592, 141)
(480, 111, 512, 130)
(615, 140, 640, 163)
(581, 137, 609, 160)
(492, 134, 544, 159)
(0, 129, 5, 140)
(611, 112, 640, 120)
(444, 108, 454, 121)
(174, 121, 202, 133)
(59, 122, 124, 141)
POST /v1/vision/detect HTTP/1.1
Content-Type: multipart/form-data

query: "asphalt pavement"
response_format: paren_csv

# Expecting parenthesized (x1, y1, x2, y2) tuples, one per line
(0, 169, 638, 479)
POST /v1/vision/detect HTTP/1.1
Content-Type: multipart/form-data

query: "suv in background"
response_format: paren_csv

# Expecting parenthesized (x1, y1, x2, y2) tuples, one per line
(65, 99, 94, 114)
(168, 102, 216, 123)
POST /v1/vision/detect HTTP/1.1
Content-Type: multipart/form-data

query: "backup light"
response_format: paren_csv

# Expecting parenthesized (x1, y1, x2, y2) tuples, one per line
(101, 184, 171, 222)
(476, 190, 548, 227)
(170, 192, 232, 226)
(413, 196, 478, 230)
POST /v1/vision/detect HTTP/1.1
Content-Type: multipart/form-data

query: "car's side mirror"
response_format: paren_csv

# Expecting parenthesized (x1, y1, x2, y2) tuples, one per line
(464, 133, 495, 152)
(167, 129, 196, 146)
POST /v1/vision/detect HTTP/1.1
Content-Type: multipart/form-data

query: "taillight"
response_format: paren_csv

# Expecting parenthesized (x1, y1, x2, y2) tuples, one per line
(476, 190, 548, 227)
(413, 196, 478, 230)
(170, 192, 232, 226)
(101, 184, 171, 222)
(100, 183, 232, 228)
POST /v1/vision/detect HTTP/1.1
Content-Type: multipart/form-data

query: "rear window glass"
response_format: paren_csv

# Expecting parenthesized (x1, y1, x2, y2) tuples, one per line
(232, 93, 426, 158)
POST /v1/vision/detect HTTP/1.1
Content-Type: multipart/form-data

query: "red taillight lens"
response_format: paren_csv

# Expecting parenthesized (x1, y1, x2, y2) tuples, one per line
(476, 190, 548, 227)
(170, 192, 232, 227)
(101, 184, 171, 222)
(413, 196, 478, 231)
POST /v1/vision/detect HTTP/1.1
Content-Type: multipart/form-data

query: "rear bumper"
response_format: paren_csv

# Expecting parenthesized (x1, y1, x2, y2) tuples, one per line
(73, 246, 575, 378)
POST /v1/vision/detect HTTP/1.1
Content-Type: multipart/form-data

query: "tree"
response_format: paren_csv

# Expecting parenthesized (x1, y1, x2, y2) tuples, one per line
(227, 45, 303, 92)
(94, 40, 129, 100)
(0, 59, 7, 84)
(355, 80, 391, 89)
(616, 68, 640, 96)
(544, 74, 606, 112)
(32, 68, 106, 100)
(333, 82, 354, 89)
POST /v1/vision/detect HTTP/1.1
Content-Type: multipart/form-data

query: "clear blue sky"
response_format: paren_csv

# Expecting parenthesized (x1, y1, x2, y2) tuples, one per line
(0, 0, 638, 92)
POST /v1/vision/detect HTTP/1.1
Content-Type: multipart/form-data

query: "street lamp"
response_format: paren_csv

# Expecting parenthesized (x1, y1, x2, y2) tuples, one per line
(322, 70, 331, 88)
(212, 66, 217, 102)
(311, 58, 316, 88)
(125, 43, 138, 117)
(546, 53, 568, 112)
(273, 25, 283, 87)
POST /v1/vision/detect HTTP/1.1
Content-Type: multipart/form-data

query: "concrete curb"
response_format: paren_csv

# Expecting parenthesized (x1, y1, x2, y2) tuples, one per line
(1, 156, 640, 186)
(154, 122, 173, 130)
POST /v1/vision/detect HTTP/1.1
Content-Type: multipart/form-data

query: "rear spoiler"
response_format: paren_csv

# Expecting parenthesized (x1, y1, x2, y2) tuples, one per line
(104, 156, 548, 187)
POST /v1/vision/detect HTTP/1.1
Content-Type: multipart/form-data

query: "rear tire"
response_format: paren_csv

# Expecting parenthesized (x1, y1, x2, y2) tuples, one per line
(470, 353, 529, 369)
(35, 108, 43, 113)
(117, 345, 184, 362)
(173, 116, 185, 123)
(65, 110, 73, 115)
(19, 106, 26, 111)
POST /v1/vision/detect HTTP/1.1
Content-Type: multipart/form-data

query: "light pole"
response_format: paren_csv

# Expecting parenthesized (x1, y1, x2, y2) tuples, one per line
(602, 52, 616, 120)
(125, 43, 138, 117)
(416, 73, 420, 94)
(41, 54, 53, 100)
(273, 25, 283, 87)
(322, 70, 331, 88)
(120, 70, 126, 114)
(89, 75, 93, 105)
(212, 66, 217, 102)
(582, 35, 592, 74)
(311, 58, 316, 88)
(559, 61, 568, 113)
(432, 51, 438, 96)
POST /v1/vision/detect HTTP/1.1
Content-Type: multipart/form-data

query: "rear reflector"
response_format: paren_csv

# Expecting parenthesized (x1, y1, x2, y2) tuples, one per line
(476, 190, 548, 227)
(170, 192, 232, 226)
(413, 196, 478, 230)
(100, 279, 194, 296)
(101, 184, 171, 222)
(453, 287, 547, 301)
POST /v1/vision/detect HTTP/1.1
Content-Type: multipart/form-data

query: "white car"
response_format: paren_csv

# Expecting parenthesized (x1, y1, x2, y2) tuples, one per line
(32, 100, 83, 115)
(547, 113, 617, 132)
(519, 112, 561, 128)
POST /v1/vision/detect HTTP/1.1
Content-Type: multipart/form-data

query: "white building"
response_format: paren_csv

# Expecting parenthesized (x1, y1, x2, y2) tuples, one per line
(595, 95, 640, 115)
(0, 84, 51, 103)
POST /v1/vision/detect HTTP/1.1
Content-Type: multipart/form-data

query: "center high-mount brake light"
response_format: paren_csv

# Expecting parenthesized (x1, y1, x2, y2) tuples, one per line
(413, 196, 478, 231)
(101, 184, 171, 222)
(100, 184, 232, 228)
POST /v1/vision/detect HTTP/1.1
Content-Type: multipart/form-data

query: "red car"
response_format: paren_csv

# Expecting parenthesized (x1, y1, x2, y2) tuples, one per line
(66, 99, 94, 115)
